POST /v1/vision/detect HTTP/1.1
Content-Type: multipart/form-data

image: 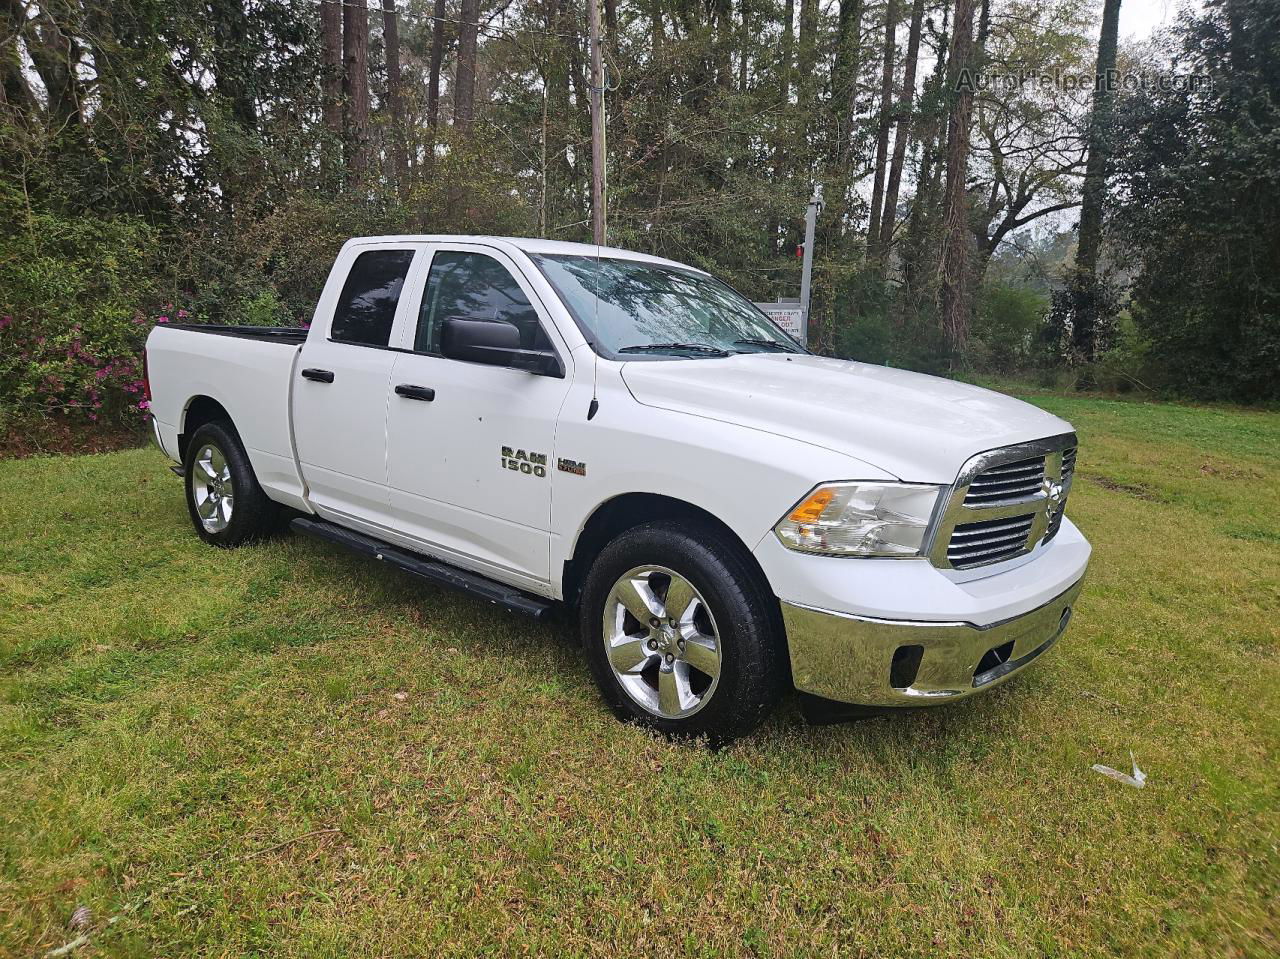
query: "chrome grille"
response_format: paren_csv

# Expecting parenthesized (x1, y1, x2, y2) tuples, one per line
(964, 456, 1046, 505)
(1044, 446, 1077, 542)
(948, 514, 1037, 566)
(927, 433, 1078, 571)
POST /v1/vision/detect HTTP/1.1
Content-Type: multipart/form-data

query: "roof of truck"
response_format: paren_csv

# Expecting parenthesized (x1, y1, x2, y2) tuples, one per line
(345, 235, 705, 272)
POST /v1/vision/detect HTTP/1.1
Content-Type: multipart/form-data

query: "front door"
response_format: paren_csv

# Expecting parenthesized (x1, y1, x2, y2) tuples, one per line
(293, 245, 420, 530)
(385, 245, 573, 590)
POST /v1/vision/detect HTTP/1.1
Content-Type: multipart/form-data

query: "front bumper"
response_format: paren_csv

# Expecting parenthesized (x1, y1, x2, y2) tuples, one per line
(782, 576, 1085, 706)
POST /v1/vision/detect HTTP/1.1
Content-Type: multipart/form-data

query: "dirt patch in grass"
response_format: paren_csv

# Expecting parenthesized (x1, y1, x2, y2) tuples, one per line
(0, 414, 146, 458)
(1087, 473, 1167, 502)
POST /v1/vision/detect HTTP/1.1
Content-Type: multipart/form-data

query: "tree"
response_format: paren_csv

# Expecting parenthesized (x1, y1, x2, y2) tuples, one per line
(427, 0, 448, 128)
(1111, 0, 1280, 401)
(382, 0, 408, 194)
(455, 0, 480, 126)
(343, 0, 372, 176)
(866, 0, 900, 262)
(1070, 0, 1122, 362)
(320, 0, 343, 171)
(939, 0, 977, 349)
(877, 0, 926, 262)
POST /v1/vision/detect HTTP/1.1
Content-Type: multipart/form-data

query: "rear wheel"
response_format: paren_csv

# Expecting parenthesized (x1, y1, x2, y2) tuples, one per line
(579, 521, 786, 744)
(183, 420, 278, 547)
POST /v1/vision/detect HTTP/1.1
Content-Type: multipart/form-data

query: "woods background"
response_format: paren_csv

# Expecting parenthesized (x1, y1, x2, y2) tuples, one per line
(1, 0, 1277, 444)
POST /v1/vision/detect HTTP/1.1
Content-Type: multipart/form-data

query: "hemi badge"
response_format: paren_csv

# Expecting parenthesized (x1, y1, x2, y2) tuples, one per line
(557, 458, 587, 476)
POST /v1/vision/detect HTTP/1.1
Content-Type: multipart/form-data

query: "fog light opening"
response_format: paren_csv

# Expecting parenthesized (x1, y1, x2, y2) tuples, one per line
(889, 644, 924, 689)
(976, 640, 1016, 678)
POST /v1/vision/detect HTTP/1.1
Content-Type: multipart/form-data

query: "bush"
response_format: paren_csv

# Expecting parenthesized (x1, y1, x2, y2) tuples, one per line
(0, 199, 170, 430)
(970, 281, 1049, 372)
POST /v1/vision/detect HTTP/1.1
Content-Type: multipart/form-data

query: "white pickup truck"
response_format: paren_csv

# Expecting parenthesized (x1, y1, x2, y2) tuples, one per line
(145, 235, 1090, 741)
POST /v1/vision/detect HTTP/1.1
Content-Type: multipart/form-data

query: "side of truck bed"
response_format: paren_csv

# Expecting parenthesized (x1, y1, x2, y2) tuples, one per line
(147, 324, 309, 510)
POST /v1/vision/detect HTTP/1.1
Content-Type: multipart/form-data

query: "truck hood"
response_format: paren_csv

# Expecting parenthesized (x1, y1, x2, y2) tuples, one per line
(620, 353, 1073, 483)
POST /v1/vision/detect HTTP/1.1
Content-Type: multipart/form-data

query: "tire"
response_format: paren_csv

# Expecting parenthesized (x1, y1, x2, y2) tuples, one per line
(579, 520, 787, 745)
(183, 420, 278, 547)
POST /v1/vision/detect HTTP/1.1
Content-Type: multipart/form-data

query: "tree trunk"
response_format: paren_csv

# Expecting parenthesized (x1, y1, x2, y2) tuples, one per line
(454, 0, 480, 127)
(901, 1, 950, 303)
(343, 0, 371, 176)
(768, 0, 796, 254)
(939, 0, 976, 350)
(866, 0, 900, 262)
(382, 0, 408, 194)
(427, 0, 447, 128)
(877, 0, 925, 262)
(834, 0, 863, 159)
(797, 0, 818, 91)
(320, 0, 343, 175)
(1076, 0, 1122, 279)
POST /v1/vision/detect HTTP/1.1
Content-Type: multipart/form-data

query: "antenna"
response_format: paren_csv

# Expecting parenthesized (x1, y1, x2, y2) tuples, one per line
(588, 237, 601, 421)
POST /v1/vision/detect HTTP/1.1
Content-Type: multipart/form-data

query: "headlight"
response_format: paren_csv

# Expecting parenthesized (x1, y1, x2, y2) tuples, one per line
(774, 482, 943, 557)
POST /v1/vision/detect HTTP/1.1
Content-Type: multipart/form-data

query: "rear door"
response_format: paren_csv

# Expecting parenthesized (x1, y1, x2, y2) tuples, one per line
(293, 244, 422, 531)
(384, 244, 574, 589)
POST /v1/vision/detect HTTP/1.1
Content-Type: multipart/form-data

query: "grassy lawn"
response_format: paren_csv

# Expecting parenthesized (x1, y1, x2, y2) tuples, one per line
(2, 392, 1277, 957)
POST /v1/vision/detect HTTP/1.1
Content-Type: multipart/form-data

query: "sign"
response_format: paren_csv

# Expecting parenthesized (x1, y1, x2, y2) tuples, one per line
(755, 303, 806, 345)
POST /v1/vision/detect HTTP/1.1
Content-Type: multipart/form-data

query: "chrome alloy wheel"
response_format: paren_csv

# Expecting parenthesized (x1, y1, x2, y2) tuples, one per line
(603, 565, 723, 719)
(191, 442, 235, 534)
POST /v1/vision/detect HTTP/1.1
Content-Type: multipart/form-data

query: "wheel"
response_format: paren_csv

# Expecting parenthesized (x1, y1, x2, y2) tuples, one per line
(579, 520, 787, 744)
(183, 420, 278, 547)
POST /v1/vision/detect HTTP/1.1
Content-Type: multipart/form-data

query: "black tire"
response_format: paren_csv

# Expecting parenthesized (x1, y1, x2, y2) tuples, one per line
(183, 420, 279, 547)
(579, 520, 787, 745)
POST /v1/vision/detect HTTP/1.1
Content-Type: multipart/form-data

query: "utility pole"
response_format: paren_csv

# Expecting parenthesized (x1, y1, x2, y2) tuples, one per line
(588, 0, 607, 245)
(799, 183, 823, 340)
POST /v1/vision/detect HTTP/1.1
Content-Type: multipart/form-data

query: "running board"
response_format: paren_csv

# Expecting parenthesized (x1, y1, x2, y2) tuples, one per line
(290, 517, 556, 621)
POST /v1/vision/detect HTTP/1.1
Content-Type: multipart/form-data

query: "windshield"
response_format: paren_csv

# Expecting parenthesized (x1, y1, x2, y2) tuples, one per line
(529, 253, 803, 358)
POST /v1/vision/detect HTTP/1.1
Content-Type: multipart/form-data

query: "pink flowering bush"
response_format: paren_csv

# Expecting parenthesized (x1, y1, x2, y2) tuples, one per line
(0, 209, 170, 431)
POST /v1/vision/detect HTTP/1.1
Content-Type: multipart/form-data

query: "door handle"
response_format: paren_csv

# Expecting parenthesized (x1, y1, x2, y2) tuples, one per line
(395, 384, 436, 402)
(301, 368, 335, 383)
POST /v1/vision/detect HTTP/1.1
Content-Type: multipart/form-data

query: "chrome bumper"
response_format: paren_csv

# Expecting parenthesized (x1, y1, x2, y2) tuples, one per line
(782, 576, 1085, 706)
(149, 415, 167, 458)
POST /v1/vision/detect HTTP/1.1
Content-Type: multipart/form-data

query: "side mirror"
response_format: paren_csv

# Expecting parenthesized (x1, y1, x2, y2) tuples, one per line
(440, 317, 563, 377)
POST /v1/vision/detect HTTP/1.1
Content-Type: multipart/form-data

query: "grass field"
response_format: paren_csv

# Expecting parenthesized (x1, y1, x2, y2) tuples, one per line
(2, 392, 1277, 957)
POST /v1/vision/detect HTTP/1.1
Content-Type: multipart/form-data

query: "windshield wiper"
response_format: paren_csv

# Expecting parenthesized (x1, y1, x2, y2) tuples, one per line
(617, 342, 731, 357)
(733, 337, 801, 353)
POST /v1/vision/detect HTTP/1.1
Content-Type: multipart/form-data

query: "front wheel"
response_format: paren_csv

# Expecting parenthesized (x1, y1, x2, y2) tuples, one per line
(579, 521, 787, 745)
(183, 420, 278, 547)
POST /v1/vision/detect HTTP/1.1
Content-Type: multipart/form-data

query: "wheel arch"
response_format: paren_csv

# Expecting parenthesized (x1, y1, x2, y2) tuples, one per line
(178, 395, 234, 462)
(562, 493, 778, 615)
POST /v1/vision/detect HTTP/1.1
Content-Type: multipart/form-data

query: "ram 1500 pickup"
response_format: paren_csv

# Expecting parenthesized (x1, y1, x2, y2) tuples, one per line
(145, 235, 1090, 741)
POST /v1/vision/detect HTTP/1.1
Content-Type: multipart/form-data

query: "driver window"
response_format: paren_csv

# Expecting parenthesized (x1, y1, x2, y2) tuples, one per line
(415, 251, 551, 356)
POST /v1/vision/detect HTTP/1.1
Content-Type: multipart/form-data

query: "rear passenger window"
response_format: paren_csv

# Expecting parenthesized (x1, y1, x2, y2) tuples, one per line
(330, 249, 415, 347)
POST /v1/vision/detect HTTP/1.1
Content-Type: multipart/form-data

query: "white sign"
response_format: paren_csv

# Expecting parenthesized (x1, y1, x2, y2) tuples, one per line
(755, 305, 805, 344)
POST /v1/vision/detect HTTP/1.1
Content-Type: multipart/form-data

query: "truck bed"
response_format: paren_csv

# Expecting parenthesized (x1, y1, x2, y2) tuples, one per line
(146, 322, 308, 509)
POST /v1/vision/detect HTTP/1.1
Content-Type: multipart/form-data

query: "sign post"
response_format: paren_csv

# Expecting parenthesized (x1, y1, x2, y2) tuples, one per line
(756, 184, 823, 347)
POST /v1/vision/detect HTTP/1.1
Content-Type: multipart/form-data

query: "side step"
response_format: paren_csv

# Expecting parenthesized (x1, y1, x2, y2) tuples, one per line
(290, 516, 556, 621)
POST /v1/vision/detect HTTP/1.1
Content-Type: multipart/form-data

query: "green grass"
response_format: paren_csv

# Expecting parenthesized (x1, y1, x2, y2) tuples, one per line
(2, 393, 1277, 957)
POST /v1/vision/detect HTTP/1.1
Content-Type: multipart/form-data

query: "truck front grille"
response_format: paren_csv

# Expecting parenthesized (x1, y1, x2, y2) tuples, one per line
(963, 456, 1046, 505)
(928, 434, 1078, 571)
(948, 514, 1038, 567)
(1044, 446, 1077, 542)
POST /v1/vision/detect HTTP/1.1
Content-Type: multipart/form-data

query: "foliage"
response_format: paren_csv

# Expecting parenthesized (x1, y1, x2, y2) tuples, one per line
(0, 192, 169, 429)
(1110, 0, 1280, 403)
(1, 0, 1276, 440)
(968, 278, 1049, 371)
